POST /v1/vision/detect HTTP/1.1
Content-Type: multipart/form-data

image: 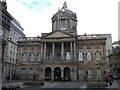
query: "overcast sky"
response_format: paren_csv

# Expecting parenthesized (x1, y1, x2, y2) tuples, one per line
(6, 0, 119, 42)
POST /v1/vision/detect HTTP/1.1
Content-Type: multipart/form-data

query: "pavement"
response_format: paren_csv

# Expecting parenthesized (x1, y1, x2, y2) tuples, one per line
(2, 80, 120, 89)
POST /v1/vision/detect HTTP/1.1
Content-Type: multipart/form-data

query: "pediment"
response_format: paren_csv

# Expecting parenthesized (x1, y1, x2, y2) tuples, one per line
(42, 30, 74, 38)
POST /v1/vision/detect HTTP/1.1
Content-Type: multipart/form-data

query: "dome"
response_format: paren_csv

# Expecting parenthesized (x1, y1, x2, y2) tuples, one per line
(52, 2, 76, 20)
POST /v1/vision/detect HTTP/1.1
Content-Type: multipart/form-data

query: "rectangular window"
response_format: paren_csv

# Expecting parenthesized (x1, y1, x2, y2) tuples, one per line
(29, 69, 33, 76)
(66, 52, 71, 60)
(21, 69, 26, 75)
(61, 19, 66, 30)
(22, 52, 27, 62)
(78, 52, 83, 61)
(96, 69, 101, 79)
(30, 53, 34, 62)
(96, 51, 101, 61)
(38, 53, 41, 61)
(88, 69, 92, 78)
(79, 69, 84, 78)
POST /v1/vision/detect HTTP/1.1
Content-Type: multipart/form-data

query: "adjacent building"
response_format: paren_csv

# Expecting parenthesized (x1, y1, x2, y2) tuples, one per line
(2, 18, 25, 82)
(108, 41, 120, 76)
(0, 0, 25, 82)
(0, 0, 13, 84)
(16, 2, 112, 82)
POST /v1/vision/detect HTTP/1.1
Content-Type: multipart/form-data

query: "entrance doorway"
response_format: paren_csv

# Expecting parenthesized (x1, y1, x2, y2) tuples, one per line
(54, 67, 61, 81)
(64, 67, 71, 81)
(45, 67, 51, 81)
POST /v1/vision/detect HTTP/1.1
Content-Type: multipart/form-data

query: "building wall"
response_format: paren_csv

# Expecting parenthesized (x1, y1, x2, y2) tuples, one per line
(0, 1, 13, 83)
(16, 36, 108, 82)
(2, 19, 25, 82)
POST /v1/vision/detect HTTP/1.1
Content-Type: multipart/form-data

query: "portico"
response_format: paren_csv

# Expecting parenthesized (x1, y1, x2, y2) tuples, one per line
(42, 41, 76, 62)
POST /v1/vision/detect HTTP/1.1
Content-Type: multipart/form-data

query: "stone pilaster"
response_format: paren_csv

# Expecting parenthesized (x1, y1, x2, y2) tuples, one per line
(52, 43, 55, 61)
(74, 42, 77, 61)
(70, 42, 73, 61)
(43, 43, 46, 61)
(41, 43, 43, 61)
(61, 42, 64, 61)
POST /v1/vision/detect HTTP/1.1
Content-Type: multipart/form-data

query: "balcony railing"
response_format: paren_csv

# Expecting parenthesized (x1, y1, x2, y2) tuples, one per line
(18, 37, 41, 41)
(78, 34, 106, 40)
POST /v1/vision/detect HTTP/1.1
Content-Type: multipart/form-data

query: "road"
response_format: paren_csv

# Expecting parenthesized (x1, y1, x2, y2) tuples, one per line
(3, 81, 119, 90)
(17, 82, 87, 90)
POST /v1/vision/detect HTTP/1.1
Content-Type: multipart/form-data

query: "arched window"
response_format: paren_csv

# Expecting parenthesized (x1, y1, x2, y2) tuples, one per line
(30, 52, 34, 62)
(95, 51, 101, 61)
(87, 51, 92, 61)
(78, 52, 83, 61)
(22, 52, 27, 62)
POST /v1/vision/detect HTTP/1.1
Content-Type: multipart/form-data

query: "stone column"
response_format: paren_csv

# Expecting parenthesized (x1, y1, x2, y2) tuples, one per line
(61, 69, 64, 80)
(60, 20, 61, 30)
(74, 42, 77, 61)
(61, 42, 64, 61)
(70, 42, 73, 61)
(27, 46, 30, 64)
(43, 43, 46, 61)
(52, 43, 55, 61)
(41, 43, 43, 61)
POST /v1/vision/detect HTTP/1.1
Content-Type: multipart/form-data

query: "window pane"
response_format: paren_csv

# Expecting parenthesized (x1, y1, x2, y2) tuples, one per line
(29, 68, 33, 76)
(61, 19, 67, 30)
(66, 52, 71, 60)
(30, 52, 34, 61)
(96, 69, 101, 79)
(22, 52, 27, 62)
(38, 53, 41, 61)
(87, 52, 92, 61)
(88, 69, 92, 78)
(78, 52, 83, 61)
(21, 68, 26, 75)
(79, 69, 84, 77)
(36, 68, 39, 75)
(96, 51, 101, 61)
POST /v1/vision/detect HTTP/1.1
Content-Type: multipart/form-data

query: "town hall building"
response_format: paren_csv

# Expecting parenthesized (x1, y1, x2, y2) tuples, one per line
(16, 2, 112, 82)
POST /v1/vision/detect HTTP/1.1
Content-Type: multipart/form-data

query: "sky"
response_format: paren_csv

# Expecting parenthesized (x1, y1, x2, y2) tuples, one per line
(6, 0, 119, 42)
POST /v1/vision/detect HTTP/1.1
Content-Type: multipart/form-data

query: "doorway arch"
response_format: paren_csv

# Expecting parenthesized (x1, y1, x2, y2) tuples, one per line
(45, 67, 51, 81)
(64, 67, 71, 81)
(54, 67, 61, 81)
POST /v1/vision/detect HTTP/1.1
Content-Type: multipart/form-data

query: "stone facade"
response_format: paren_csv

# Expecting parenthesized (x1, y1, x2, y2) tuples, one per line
(0, 1, 13, 84)
(108, 41, 120, 76)
(16, 2, 112, 82)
